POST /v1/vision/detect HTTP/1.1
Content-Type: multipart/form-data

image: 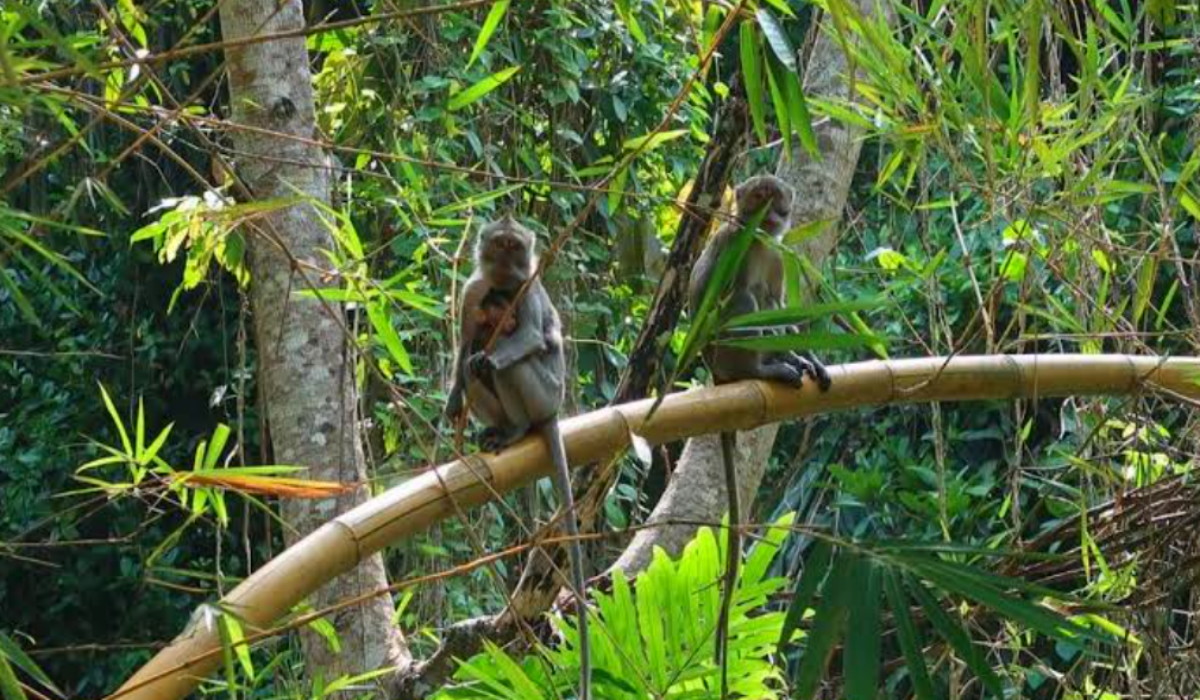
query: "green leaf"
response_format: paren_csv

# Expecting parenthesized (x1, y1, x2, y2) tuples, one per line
(883, 570, 936, 700)
(218, 613, 254, 678)
(447, 65, 520, 111)
(792, 551, 853, 700)
(0, 652, 24, 700)
(98, 383, 132, 456)
(608, 165, 629, 215)
(844, 559, 882, 700)
(740, 22, 768, 145)
(756, 8, 797, 72)
(367, 300, 413, 374)
(764, 54, 792, 155)
(621, 128, 690, 152)
(784, 70, 818, 157)
(0, 632, 61, 699)
(724, 297, 885, 329)
(779, 540, 833, 648)
(762, 0, 797, 18)
(716, 331, 883, 352)
(467, 0, 509, 68)
(908, 578, 1003, 698)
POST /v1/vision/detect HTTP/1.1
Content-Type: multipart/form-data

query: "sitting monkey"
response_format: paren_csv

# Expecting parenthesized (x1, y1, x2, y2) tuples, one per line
(687, 174, 831, 698)
(444, 215, 592, 700)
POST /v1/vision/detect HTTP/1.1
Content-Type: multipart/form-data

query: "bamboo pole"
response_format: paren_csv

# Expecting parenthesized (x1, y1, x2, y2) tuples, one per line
(110, 354, 1200, 700)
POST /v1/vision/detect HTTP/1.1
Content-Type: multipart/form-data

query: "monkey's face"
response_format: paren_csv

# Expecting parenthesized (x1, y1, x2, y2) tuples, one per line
(739, 188, 791, 236)
(480, 230, 533, 291)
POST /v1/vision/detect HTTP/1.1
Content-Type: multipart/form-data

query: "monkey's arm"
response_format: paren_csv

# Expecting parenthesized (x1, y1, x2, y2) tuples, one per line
(486, 284, 549, 370)
(446, 278, 487, 418)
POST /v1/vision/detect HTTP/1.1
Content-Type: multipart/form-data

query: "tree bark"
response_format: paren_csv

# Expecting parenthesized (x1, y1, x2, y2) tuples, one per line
(218, 0, 409, 682)
(613, 1, 879, 574)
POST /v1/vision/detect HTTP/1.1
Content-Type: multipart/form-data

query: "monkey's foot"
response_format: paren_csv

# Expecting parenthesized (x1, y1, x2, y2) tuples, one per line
(478, 426, 525, 452)
(783, 353, 832, 392)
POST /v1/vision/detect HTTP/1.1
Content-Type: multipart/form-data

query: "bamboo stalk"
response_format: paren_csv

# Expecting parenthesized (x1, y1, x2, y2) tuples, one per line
(110, 354, 1200, 700)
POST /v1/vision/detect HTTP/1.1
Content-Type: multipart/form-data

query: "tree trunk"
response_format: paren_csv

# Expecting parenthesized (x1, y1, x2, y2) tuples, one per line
(218, 0, 409, 682)
(612, 1, 879, 574)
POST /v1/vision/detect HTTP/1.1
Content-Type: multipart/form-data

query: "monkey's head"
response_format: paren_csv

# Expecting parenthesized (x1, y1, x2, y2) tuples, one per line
(476, 215, 536, 291)
(735, 175, 794, 237)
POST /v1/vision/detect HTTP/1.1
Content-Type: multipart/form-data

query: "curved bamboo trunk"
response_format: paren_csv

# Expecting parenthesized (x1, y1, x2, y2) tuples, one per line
(111, 354, 1200, 700)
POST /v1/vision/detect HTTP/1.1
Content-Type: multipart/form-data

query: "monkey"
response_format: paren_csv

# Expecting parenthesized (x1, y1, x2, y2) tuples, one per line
(686, 174, 831, 698)
(467, 287, 518, 395)
(444, 215, 592, 700)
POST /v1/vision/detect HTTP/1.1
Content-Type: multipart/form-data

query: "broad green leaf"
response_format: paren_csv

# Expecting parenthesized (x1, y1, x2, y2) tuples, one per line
(98, 383, 132, 455)
(0, 632, 61, 699)
(844, 559, 881, 700)
(762, 0, 797, 18)
(883, 570, 936, 700)
(204, 424, 231, 469)
(1132, 255, 1157, 324)
(608, 165, 629, 215)
(764, 54, 792, 155)
(716, 331, 883, 352)
(0, 652, 23, 700)
(779, 540, 833, 648)
(756, 9, 797, 72)
(367, 301, 413, 374)
(621, 128, 690, 152)
(467, 0, 509, 68)
(908, 578, 1003, 698)
(740, 22, 768, 145)
(792, 551, 853, 700)
(723, 298, 885, 329)
(909, 559, 1111, 646)
(784, 70, 818, 157)
(447, 65, 520, 111)
(218, 613, 253, 678)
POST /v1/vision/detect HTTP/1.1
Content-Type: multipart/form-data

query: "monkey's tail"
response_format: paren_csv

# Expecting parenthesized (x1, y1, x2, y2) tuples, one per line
(540, 420, 592, 700)
(716, 430, 740, 700)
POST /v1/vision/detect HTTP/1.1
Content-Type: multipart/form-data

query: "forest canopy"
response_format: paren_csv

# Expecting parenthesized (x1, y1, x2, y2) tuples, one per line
(1, 0, 1198, 699)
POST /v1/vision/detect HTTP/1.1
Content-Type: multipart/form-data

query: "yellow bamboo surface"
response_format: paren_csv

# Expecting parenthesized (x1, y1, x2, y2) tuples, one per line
(110, 354, 1200, 700)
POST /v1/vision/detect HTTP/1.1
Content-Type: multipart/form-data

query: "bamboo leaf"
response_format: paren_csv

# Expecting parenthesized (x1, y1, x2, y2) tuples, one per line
(366, 301, 413, 374)
(724, 298, 885, 329)
(784, 70, 818, 157)
(764, 53, 792, 155)
(716, 331, 883, 352)
(844, 558, 881, 700)
(622, 128, 690, 152)
(792, 551, 853, 700)
(740, 21, 768, 145)
(0, 632, 61, 699)
(0, 652, 24, 700)
(447, 65, 520, 111)
(97, 383, 132, 456)
(908, 578, 1003, 698)
(467, 0, 509, 68)
(756, 9, 797, 72)
(779, 539, 833, 648)
(883, 570, 937, 700)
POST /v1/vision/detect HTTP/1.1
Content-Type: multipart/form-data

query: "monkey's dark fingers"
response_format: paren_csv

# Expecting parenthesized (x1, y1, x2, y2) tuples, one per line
(467, 351, 495, 375)
(801, 353, 833, 392)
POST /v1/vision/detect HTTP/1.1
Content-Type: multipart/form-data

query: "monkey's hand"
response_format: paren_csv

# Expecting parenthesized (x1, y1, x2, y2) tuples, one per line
(787, 352, 832, 392)
(467, 351, 496, 376)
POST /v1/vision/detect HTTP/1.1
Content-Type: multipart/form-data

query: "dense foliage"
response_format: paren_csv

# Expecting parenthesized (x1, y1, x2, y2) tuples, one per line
(1, 0, 1198, 697)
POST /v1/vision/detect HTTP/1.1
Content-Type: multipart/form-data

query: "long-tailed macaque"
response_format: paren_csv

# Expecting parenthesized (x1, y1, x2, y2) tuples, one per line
(444, 215, 591, 700)
(687, 175, 831, 697)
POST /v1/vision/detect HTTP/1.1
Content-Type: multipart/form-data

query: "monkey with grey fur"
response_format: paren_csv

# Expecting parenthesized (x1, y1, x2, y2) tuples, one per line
(444, 215, 592, 700)
(687, 175, 831, 698)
